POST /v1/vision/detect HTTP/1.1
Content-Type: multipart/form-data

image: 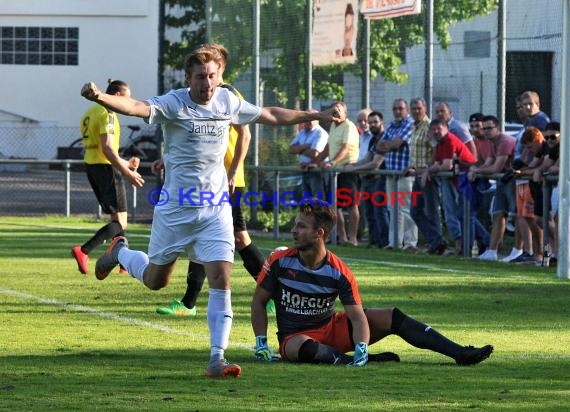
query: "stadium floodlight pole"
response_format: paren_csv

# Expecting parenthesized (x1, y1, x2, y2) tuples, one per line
(205, 0, 212, 42)
(557, 0, 570, 279)
(250, 0, 261, 223)
(362, 15, 370, 109)
(424, 0, 433, 118)
(306, 0, 313, 109)
(497, 0, 507, 129)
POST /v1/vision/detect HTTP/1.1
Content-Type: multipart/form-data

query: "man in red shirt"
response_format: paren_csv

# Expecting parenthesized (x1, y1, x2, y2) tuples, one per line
(421, 119, 484, 255)
(421, 119, 476, 184)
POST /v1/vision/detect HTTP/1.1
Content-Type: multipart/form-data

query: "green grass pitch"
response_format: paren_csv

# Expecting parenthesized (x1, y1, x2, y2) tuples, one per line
(0, 216, 569, 411)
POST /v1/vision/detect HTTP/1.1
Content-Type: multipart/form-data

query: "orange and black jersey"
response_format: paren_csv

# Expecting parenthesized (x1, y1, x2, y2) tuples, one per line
(257, 247, 362, 340)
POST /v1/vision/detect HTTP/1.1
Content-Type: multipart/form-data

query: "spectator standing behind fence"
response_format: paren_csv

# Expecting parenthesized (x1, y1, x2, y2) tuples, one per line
(435, 102, 477, 156)
(289, 110, 329, 197)
(355, 108, 372, 241)
(322, 101, 360, 246)
(345, 111, 386, 247)
(71, 80, 145, 275)
(421, 119, 478, 253)
(406, 97, 447, 255)
(524, 122, 560, 266)
(468, 112, 493, 234)
(509, 127, 546, 265)
(470, 115, 516, 261)
(82, 44, 343, 379)
(507, 91, 550, 263)
(538, 122, 561, 267)
(251, 201, 493, 367)
(377, 98, 417, 251)
(435, 102, 477, 255)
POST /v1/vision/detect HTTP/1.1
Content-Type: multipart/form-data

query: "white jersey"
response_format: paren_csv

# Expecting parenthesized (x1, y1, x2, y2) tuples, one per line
(146, 87, 262, 207)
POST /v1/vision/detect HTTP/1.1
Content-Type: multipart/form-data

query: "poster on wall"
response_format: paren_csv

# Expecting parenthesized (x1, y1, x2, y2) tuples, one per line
(360, 0, 422, 20)
(312, 0, 359, 66)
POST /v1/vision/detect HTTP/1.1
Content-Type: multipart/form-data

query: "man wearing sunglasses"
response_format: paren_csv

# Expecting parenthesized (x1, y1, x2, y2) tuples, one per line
(469, 115, 516, 261)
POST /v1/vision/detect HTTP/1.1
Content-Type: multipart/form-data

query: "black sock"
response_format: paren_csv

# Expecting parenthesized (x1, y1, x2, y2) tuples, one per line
(391, 307, 463, 360)
(238, 243, 265, 280)
(181, 261, 207, 309)
(82, 221, 123, 255)
(298, 339, 352, 365)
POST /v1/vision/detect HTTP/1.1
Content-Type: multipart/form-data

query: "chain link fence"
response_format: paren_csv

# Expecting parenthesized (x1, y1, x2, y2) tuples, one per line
(161, 1, 564, 171)
(0, 1, 564, 221)
(0, 124, 161, 222)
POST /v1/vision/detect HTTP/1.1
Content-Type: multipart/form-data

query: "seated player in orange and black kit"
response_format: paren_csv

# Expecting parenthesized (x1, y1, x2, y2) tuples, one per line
(251, 201, 494, 366)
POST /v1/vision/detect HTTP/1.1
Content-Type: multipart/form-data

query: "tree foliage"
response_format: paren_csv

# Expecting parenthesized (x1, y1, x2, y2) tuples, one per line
(163, 0, 499, 106)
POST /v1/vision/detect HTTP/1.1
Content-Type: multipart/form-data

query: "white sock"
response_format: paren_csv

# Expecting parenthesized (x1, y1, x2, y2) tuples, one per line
(118, 248, 149, 282)
(207, 288, 233, 362)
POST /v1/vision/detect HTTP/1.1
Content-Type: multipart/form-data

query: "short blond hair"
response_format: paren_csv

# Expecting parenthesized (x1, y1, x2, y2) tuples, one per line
(520, 91, 540, 107)
(184, 44, 225, 75)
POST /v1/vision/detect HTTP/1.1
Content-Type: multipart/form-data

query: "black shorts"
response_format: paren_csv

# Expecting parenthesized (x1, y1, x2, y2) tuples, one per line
(232, 188, 247, 232)
(336, 172, 359, 206)
(86, 164, 127, 214)
(530, 180, 553, 218)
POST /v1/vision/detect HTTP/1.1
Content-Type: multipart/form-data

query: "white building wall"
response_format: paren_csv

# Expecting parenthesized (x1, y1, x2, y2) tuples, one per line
(0, 0, 159, 129)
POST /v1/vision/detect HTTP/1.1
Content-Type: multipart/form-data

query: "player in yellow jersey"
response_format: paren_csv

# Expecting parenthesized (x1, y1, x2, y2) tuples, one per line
(71, 80, 145, 275)
(155, 45, 271, 317)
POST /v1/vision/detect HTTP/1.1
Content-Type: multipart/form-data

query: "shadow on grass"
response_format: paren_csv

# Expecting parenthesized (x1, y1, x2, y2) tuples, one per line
(1, 350, 569, 411)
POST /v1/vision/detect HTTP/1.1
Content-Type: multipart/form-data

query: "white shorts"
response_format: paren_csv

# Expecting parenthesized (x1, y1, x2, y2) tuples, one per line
(148, 203, 234, 265)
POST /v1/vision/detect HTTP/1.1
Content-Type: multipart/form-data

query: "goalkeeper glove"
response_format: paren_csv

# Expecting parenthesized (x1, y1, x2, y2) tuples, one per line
(255, 335, 275, 361)
(349, 342, 368, 367)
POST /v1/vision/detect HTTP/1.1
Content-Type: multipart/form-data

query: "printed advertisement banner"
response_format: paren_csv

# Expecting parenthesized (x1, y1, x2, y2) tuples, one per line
(312, 0, 359, 66)
(360, 0, 421, 20)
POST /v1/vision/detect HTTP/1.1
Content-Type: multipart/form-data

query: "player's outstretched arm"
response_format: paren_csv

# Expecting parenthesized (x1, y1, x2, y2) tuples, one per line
(256, 104, 342, 126)
(80, 81, 151, 119)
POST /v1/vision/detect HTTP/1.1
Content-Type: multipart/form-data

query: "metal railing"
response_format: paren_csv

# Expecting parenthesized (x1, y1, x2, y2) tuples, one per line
(0, 159, 559, 262)
(0, 158, 158, 222)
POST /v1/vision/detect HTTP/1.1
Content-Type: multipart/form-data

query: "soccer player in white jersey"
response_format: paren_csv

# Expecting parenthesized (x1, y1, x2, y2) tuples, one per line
(80, 43, 342, 379)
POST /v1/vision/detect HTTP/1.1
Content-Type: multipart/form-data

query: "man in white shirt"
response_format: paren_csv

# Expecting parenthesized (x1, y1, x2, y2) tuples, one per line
(289, 111, 329, 196)
(81, 43, 342, 379)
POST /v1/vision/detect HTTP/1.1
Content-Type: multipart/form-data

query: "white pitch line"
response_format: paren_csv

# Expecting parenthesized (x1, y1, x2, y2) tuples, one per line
(0, 287, 252, 350)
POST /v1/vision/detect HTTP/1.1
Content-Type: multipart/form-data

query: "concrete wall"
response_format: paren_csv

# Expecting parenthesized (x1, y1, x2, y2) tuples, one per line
(0, 0, 160, 129)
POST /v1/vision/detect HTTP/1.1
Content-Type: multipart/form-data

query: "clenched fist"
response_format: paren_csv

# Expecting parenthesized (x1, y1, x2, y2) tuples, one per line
(81, 81, 101, 101)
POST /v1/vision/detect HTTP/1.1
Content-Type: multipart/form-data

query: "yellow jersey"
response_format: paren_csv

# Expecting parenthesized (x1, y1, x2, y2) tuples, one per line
(221, 83, 246, 187)
(80, 104, 121, 165)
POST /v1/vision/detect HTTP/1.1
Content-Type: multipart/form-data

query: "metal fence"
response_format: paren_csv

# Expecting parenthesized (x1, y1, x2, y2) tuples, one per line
(0, 158, 558, 263)
(0, 159, 159, 223)
(177, 1, 564, 124)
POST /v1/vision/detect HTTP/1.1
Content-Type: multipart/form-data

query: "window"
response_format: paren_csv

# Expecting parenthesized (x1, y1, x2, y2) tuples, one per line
(506, 51, 553, 122)
(464, 30, 490, 58)
(0, 26, 79, 66)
